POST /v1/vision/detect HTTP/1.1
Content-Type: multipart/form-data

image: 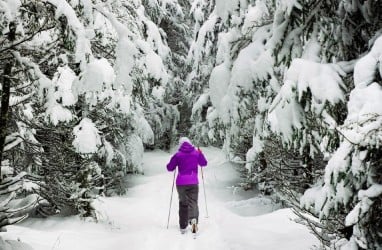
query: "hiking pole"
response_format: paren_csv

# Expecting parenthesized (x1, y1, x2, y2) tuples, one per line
(166, 170, 176, 229)
(201, 167, 209, 218)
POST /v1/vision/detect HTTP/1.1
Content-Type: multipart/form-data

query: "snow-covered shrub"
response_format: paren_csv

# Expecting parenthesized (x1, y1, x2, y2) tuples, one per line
(70, 161, 103, 218)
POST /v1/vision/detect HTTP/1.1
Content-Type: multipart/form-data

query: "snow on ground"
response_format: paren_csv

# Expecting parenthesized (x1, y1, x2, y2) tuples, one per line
(2, 147, 319, 250)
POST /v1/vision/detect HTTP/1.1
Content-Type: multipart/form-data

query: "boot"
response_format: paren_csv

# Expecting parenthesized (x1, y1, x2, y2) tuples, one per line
(191, 218, 198, 234)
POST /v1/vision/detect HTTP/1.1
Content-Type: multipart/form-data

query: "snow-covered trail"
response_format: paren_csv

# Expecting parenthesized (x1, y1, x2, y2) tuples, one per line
(3, 147, 318, 250)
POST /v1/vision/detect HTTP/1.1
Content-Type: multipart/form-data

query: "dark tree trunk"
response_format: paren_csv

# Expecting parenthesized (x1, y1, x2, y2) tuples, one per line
(0, 62, 13, 181)
(0, 62, 12, 182)
(0, 22, 16, 181)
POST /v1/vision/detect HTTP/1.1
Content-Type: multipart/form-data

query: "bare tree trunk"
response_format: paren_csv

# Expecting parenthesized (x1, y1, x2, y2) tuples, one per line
(0, 61, 13, 182)
(0, 22, 16, 181)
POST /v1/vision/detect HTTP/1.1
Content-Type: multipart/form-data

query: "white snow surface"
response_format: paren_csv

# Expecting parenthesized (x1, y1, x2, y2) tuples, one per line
(3, 147, 318, 250)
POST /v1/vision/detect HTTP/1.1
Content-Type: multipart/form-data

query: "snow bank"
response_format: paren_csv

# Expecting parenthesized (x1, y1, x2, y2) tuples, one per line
(0, 236, 33, 250)
(226, 196, 281, 217)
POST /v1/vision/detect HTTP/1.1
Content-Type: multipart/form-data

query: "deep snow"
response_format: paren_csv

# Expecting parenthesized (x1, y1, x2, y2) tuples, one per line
(2, 147, 318, 249)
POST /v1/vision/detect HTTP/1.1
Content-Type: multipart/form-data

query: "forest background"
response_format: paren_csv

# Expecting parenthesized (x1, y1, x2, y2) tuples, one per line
(1, 0, 382, 249)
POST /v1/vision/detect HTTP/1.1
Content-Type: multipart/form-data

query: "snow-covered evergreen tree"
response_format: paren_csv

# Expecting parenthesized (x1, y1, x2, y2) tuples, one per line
(187, 0, 382, 248)
(2, 0, 382, 248)
(301, 32, 382, 250)
(0, 0, 187, 218)
(0, 0, 39, 228)
(187, 0, 287, 191)
(267, 1, 382, 248)
(140, 0, 189, 149)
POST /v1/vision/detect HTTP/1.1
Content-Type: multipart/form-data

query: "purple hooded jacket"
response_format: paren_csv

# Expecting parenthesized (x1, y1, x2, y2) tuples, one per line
(167, 142, 207, 186)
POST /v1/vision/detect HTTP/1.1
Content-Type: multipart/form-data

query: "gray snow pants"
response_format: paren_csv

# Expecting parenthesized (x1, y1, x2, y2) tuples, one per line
(176, 184, 199, 229)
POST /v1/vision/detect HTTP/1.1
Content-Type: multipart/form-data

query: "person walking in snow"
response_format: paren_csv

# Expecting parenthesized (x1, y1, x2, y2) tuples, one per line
(166, 137, 207, 234)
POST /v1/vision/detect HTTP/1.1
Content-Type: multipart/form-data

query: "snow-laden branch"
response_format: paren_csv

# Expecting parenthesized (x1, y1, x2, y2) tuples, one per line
(94, 4, 137, 94)
(12, 51, 52, 99)
(10, 92, 34, 107)
(3, 137, 23, 152)
(0, 192, 16, 208)
(268, 59, 346, 143)
(44, 0, 92, 66)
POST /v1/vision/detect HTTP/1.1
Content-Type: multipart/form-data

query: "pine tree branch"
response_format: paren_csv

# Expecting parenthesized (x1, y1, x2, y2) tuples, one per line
(0, 21, 54, 54)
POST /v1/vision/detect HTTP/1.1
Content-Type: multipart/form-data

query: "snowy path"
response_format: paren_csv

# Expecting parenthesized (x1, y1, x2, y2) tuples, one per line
(3, 147, 318, 250)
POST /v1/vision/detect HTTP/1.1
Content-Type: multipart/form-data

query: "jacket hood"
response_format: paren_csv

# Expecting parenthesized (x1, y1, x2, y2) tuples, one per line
(179, 142, 195, 153)
(179, 137, 192, 146)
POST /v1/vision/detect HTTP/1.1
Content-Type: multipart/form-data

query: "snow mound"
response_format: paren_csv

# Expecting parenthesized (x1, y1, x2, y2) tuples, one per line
(0, 236, 33, 250)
